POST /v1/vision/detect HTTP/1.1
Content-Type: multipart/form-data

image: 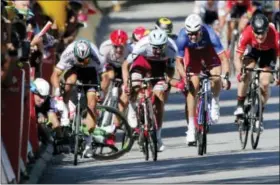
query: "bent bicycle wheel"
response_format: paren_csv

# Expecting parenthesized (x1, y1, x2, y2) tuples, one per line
(91, 105, 134, 160)
(250, 88, 262, 149)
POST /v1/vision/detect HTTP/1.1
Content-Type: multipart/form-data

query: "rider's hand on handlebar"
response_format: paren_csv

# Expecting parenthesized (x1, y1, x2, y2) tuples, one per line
(237, 72, 245, 82)
(174, 80, 186, 92)
(222, 72, 231, 90)
(122, 84, 130, 95)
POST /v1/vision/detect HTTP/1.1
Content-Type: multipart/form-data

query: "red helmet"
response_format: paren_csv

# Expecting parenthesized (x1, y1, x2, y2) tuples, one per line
(110, 29, 128, 46)
(132, 26, 147, 42)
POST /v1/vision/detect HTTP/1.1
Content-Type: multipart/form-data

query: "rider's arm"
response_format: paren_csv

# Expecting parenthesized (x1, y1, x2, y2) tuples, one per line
(51, 67, 63, 89)
(175, 29, 188, 80)
(235, 26, 251, 73)
(206, 25, 230, 75)
(122, 60, 130, 87)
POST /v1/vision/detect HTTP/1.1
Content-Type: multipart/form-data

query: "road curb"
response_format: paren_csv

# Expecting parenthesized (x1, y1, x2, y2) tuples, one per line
(23, 143, 54, 184)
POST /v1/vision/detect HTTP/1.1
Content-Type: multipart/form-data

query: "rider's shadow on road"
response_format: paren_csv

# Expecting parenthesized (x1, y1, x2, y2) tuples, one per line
(41, 150, 279, 184)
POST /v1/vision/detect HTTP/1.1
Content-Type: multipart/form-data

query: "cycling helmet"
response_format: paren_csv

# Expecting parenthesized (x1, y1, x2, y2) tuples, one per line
(251, 13, 269, 34)
(148, 29, 168, 46)
(110, 29, 128, 46)
(74, 40, 91, 61)
(185, 13, 202, 33)
(132, 26, 147, 42)
(155, 17, 173, 35)
(31, 78, 50, 96)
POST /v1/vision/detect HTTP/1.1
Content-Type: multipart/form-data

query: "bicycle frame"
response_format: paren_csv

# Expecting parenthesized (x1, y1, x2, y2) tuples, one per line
(101, 78, 122, 127)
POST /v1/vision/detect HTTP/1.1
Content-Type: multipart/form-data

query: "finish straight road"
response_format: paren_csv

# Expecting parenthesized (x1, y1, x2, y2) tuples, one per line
(40, 1, 280, 183)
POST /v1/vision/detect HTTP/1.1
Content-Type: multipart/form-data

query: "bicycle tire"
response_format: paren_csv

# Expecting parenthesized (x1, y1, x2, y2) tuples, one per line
(91, 105, 134, 160)
(148, 115, 157, 161)
(250, 87, 262, 149)
(238, 104, 250, 149)
(197, 97, 207, 156)
(73, 101, 81, 166)
(144, 136, 149, 161)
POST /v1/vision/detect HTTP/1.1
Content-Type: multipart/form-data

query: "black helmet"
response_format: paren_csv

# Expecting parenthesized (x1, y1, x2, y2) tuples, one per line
(155, 17, 173, 35)
(251, 13, 269, 34)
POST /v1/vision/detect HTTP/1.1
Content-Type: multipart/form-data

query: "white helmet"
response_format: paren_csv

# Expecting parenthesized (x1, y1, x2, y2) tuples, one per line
(33, 78, 50, 96)
(185, 14, 202, 33)
(148, 29, 168, 46)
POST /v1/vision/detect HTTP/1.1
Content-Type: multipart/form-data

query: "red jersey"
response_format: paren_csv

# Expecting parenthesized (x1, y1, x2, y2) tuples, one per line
(226, 0, 251, 9)
(237, 23, 280, 56)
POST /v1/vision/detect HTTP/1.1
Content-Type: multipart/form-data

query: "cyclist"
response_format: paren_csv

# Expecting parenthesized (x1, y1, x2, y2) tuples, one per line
(155, 17, 177, 41)
(233, 14, 279, 131)
(220, 0, 253, 49)
(193, 0, 226, 36)
(129, 26, 150, 50)
(122, 29, 178, 152)
(50, 39, 112, 157)
(32, 78, 63, 142)
(99, 29, 132, 125)
(176, 13, 230, 146)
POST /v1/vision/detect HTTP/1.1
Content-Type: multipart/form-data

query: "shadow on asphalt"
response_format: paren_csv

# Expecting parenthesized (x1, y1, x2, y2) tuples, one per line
(40, 150, 279, 184)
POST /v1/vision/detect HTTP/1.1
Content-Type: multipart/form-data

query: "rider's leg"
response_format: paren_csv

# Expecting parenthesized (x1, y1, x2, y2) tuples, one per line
(84, 91, 98, 133)
(63, 71, 77, 103)
(153, 87, 166, 152)
(209, 65, 222, 124)
(115, 91, 129, 128)
(186, 76, 200, 144)
(101, 69, 115, 95)
(234, 57, 256, 115)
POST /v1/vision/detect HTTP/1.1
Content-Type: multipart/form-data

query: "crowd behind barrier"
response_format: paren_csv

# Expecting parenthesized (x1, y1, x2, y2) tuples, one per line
(1, 0, 98, 183)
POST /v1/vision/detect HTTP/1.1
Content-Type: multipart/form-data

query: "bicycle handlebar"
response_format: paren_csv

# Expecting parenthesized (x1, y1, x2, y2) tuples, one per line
(61, 81, 100, 88)
(130, 76, 166, 82)
(242, 67, 279, 74)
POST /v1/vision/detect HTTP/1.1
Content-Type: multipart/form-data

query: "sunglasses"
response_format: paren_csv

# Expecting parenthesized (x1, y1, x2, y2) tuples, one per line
(113, 45, 124, 49)
(253, 31, 267, 36)
(77, 57, 90, 64)
(152, 44, 166, 50)
(34, 92, 48, 100)
(187, 31, 199, 36)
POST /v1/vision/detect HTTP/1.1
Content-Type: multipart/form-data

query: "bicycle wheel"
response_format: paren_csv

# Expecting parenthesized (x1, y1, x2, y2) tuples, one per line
(91, 105, 134, 160)
(238, 103, 250, 149)
(148, 114, 157, 161)
(73, 102, 81, 166)
(250, 88, 262, 149)
(197, 101, 207, 156)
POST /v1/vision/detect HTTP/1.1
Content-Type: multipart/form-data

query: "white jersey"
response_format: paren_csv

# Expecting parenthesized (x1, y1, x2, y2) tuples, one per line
(194, 1, 226, 17)
(99, 39, 132, 68)
(56, 41, 104, 73)
(126, 36, 178, 64)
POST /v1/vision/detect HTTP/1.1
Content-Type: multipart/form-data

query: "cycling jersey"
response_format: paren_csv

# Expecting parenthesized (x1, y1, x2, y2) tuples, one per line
(176, 24, 224, 58)
(99, 39, 132, 69)
(237, 23, 279, 55)
(56, 41, 103, 73)
(126, 35, 178, 64)
(226, 0, 251, 10)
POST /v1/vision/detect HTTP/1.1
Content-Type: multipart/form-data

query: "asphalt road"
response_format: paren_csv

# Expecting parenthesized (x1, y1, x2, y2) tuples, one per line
(39, 1, 280, 183)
